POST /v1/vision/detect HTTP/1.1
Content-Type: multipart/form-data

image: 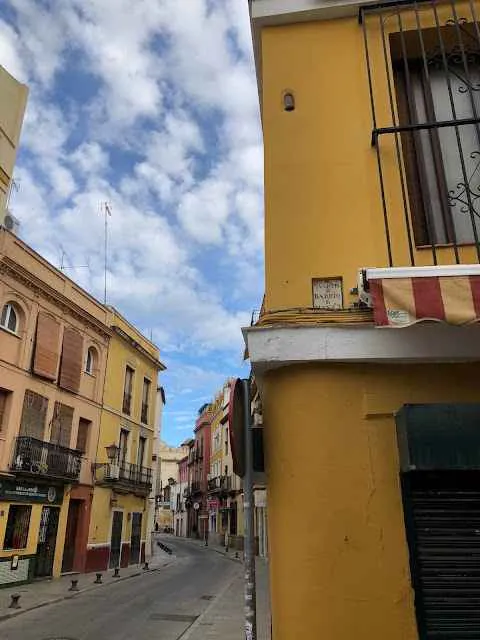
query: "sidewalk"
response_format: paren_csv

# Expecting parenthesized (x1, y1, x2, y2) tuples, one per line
(0, 541, 173, 622)
(174, 535, 271, 640)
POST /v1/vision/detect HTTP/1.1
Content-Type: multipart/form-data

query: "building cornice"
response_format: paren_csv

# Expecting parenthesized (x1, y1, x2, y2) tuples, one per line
(0, 256, 111, 340)
(111, 325, 166, 371)
(243, 323, 480, 377)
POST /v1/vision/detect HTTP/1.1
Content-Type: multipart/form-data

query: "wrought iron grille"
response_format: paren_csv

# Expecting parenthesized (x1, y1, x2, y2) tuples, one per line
(119, 461, 152, 487)
(360, 0, 480, 266)
(11, 436, 82, 481)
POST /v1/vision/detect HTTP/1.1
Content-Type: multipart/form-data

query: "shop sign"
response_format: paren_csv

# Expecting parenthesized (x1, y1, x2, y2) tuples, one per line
(0, 479, 64, 504)
(207, 499, 219, 511)
(312, 278, 343, 310)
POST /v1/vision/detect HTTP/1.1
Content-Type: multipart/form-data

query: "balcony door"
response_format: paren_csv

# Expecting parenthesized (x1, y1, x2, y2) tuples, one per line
(118, 429, 128, 466)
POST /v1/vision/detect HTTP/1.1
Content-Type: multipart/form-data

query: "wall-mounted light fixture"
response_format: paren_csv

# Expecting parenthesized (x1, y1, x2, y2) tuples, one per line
(283, 91, 295, 112)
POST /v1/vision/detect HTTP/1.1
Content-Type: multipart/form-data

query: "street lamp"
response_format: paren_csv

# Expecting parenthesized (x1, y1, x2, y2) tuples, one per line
(105, 443, 119, 463)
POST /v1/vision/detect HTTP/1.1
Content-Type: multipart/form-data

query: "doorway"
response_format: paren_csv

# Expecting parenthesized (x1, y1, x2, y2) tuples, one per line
(130, 513, 142, 564)
(62, 499, 81, 573)
(35, 506, 60, 578)
(109, 511, 123, 569)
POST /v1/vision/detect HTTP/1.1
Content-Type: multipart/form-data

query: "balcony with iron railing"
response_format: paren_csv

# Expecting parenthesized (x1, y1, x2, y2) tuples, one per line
(95, 460, 152, 495)
(207, 475, 233, 494)
(11, 436, 82, 482)
(191, 480, 202, 494)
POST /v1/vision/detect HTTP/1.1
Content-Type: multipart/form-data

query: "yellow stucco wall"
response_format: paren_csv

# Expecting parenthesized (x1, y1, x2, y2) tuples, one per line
(262, 362, 480, 640)
(261, 1, 479, 312)
(0, 495, 70, 578)
(89, 310, 160, 549)
(0, 66, 28, 210)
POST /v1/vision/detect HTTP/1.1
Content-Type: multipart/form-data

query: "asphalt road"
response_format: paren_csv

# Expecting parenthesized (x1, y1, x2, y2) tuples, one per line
(0, 537, 240, 640)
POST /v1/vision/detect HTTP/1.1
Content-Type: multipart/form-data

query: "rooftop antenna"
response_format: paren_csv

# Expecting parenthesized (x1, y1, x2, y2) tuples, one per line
(100, 202, 112, 304)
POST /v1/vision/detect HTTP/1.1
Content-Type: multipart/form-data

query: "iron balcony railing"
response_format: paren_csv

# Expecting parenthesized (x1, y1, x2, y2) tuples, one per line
(360, 0, 480, 267)
(11, 436, 82, 481)
(95, 461, 152, 489)
(191, 480, 202, 494)
(207, 475, 232, 494)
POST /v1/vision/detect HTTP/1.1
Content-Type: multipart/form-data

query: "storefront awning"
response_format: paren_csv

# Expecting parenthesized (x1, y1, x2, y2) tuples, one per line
(364, 266, 480, 327)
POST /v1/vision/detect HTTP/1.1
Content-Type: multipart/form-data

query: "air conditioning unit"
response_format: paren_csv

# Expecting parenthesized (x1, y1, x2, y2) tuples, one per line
(105, 463, 119, 480)
(1, 209, 20, 235)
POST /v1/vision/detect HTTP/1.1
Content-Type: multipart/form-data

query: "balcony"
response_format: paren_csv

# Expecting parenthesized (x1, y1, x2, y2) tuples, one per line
(191, 480, 202, 494)
(207, 475, 232, 495)
(95, 461, 152, 496)
(11, 436, 82, 482)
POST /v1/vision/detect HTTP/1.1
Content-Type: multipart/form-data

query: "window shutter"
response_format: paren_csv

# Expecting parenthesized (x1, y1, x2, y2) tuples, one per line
(59, 328, 83, 393)
(33, 313, 61, 380)
(51, 402, 74, 448)
(19, 390, 48, 440)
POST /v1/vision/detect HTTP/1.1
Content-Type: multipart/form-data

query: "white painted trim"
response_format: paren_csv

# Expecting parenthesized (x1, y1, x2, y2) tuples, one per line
(365, 265, 480, 280)
(251, 0, 368, 23)
(244, 323, 480, 375)
(87, 542, 110, 549)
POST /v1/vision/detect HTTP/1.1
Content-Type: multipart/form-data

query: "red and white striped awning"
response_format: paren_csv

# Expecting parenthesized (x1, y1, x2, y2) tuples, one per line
(365, 266, 480, 327)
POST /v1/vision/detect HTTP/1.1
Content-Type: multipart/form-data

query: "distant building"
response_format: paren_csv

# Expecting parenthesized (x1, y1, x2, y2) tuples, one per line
(155, 441, 188, 531)
(172, 453, 189, 536)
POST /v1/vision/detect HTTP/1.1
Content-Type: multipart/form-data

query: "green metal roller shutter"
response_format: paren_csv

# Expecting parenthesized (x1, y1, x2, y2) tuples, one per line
(403, 473, 480, 640)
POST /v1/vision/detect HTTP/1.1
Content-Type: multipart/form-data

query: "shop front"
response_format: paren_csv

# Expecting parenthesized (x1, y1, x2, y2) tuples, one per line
(0, 477, 69, 587)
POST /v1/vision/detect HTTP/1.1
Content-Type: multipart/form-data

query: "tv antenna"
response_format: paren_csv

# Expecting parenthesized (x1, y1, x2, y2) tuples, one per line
(6, 178, 20, 208)
(100, 202, 112, 304)
(59, 247, 90, 273)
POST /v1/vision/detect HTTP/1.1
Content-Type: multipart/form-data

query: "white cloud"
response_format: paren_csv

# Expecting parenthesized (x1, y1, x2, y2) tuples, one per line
(2, 0, 263, 443)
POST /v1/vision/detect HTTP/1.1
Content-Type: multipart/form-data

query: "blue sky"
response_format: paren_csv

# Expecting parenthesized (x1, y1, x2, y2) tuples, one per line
(0, 0, 263, 445)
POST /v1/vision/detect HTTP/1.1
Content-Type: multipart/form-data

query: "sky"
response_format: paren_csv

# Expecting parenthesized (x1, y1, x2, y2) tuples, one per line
(0, 0, 263, 445)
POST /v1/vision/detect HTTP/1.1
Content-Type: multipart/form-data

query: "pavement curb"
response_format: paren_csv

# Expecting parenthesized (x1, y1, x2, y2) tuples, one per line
(0, 560, 174, 624)
(179, 568, 241, 640)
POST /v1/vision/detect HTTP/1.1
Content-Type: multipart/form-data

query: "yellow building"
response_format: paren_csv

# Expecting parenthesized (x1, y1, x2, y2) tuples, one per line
(246, 2, 480, 639)
(0, 65, 27, 214)
(207, 380, 244, 549)
(0, 229, 109, 585)
(87, 309, 165, 571)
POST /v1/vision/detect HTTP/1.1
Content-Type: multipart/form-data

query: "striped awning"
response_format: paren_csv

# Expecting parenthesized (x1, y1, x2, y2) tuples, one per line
(365, 266, 480, 327)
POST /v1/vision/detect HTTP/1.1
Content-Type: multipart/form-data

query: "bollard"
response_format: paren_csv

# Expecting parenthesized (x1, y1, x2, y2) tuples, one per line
(94, 573, 103, 584)
(9, 594, 21, 609)
(69, 579, 79, 592)
(142, 562, 149, 571)
(235, 551, 239, 559)
(113, 567, 120, 577)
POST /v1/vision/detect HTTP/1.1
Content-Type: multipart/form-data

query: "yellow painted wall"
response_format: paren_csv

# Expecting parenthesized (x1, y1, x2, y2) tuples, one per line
(89, 310, 160, 548)
(0, 66, 28, 210)
(88, 488, 147, 547)
(262, 362, 480, 640)
(0, 494, 70, 578)
(261, 1, 479, 312)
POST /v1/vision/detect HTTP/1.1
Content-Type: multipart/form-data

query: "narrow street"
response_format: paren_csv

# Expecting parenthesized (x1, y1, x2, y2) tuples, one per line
(0, 538, 240, 640)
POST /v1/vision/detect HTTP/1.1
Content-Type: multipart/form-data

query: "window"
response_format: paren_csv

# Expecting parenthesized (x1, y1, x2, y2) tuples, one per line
(20, 390, 48, 440)
(391, 23, 480, 246)
(85, 347, 97, 375)
(141, 378, 150, 424)
(122, 366, 134, 415)
(119, 429, 129, 464)
(50, 402, 74, 448)
(76, 418, 91, 453)
(225, 427, 228, 455)
(0, 389, 11, 432)
(3, 505, 31, 549)
(137, 436, 146, 467)
(0, 303, 18, 333)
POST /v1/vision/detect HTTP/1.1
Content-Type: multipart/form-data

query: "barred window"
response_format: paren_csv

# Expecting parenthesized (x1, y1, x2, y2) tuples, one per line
(4, 505, 31, 550)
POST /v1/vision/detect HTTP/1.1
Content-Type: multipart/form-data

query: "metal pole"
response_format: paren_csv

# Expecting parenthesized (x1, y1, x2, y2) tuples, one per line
(243, 378, 257, 640)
